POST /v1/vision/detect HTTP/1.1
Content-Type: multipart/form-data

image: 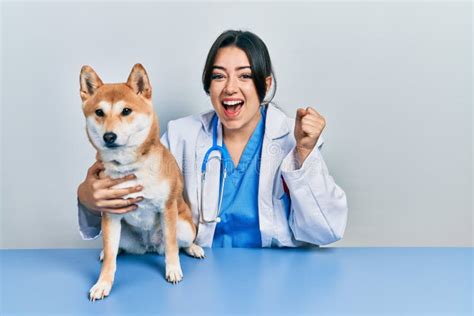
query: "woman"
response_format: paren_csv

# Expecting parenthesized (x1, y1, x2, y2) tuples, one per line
(77, 30, 348, 248)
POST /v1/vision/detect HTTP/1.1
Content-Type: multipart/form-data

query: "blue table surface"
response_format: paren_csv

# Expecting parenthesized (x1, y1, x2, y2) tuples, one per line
(0, 247, 472, 315)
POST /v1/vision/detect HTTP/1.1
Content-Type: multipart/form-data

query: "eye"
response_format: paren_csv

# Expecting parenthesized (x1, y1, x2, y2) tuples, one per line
(121, 108, 132, 116)
(211, 73, 224, 80)
(241, 73, 253, 79)
(95, 109, 104, 117)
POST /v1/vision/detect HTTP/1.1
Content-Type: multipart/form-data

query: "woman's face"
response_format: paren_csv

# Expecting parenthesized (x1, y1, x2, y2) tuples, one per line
(209, 46, 267, 133)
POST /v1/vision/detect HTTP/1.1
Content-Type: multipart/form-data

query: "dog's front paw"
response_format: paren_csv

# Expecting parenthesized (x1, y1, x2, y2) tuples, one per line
(89, 280, 113, 302)
(184, 244, 205, 259)
(166, 264, 183, 284)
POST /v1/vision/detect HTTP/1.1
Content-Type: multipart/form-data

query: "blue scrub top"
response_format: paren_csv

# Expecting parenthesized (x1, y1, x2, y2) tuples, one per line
(212, 107, 266, 248)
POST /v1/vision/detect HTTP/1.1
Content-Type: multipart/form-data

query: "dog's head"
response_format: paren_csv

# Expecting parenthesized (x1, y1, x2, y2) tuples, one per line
(79, 64, 157, 154)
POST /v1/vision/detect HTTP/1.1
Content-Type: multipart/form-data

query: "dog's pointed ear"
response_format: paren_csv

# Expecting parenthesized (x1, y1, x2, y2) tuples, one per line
(80, 65, 103, 102)
(126, 63, 152, 99)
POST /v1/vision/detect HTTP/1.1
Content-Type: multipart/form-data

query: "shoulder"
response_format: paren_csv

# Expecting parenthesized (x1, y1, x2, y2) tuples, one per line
(167, 112, 205, 130)
(264, 104, 294, 140)
(163, 110, 214, 152)
(162, 110, 212, 164)
(266, 104, 293, 126)
(166, 110, 213, 135)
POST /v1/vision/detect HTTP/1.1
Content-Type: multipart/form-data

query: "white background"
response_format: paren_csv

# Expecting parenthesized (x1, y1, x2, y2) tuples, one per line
(1, 1, 472, 248)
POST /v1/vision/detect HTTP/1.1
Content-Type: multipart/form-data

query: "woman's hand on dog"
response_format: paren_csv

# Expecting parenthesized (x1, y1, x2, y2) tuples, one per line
(78, 160, 144, 214)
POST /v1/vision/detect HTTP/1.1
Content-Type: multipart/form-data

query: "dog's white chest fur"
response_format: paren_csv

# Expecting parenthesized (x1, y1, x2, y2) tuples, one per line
(104, 152, 170, 230)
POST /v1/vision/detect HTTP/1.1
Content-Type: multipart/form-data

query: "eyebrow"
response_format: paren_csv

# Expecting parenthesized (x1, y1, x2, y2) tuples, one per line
(212, 66, 252, 71)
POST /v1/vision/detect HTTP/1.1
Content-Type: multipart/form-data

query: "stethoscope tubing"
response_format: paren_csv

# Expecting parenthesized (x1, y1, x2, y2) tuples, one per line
(199, 113, 228, 224)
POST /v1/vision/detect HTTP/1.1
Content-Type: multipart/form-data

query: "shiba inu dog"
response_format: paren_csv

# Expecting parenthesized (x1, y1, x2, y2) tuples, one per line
(79, 64, 204, 301)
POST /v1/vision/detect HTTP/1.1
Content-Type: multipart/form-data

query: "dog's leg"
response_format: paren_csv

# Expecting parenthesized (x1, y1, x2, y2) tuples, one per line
(176, 198, 205, 259)
(177, 219, 205, 259)
(90, 214, 121, 301)
(99, 248, 122, 262)
(163, 199, 183, 284)
(183, 243, 205, 259)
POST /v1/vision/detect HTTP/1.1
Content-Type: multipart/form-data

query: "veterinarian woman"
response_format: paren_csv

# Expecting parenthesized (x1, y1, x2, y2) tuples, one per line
(77, 30, 348, 248)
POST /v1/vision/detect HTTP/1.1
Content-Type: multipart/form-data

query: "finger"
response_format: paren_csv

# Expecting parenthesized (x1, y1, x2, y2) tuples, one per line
(94, 182, 143, 200)
(296, 108, 307, 120)
(300, 120, 323, 135)
(306, 107, 320, 116)
(101, 204, 139, 214)
(302, 113, 325, 126)
(301, 123, 321, 136)
(107, 186, 144, 199)
(301, 117, 322, 129)
(88, 161, 104, 177)
(100, 174, 137, 189)
(97, 170, 107, 179)
(95, 152, 102, 161)
(305, 110, 323, 122)
(97, 197, 144, 209)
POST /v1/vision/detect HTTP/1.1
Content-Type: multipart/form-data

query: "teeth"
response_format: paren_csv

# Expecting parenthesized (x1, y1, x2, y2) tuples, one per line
(223, 100, 243, 106)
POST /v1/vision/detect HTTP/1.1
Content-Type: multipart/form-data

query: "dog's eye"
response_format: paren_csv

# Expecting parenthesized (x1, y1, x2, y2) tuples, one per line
(122, 108, 132, 116)
(95, 109, 104, 117)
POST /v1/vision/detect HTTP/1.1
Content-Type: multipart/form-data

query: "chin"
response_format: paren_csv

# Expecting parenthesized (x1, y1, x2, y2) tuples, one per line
(220, 118, 245, 131)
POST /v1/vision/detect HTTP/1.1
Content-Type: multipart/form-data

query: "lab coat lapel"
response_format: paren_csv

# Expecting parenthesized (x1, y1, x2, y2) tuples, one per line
(194, 112, 223, 247)
(258, 105, 291, 247)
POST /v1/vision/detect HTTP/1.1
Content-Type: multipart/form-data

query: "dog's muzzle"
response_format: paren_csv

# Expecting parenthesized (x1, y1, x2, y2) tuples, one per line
(103, 132, 118, 147)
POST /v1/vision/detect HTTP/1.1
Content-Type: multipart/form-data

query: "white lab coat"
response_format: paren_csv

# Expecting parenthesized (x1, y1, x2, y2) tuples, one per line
(78, 104, 348, 247)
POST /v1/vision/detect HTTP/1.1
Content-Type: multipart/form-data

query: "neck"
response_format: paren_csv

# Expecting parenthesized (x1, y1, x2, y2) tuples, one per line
(223, 109, 261, 145)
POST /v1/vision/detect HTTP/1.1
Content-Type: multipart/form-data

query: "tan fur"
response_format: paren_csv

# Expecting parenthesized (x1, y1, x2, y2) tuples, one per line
(98, 213, 118, 283)
(81, 64, 204, 302)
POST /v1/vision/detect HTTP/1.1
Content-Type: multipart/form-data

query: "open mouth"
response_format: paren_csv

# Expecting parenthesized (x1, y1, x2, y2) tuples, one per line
(222, 100, 244, 118)
(104, 143, 121, 149)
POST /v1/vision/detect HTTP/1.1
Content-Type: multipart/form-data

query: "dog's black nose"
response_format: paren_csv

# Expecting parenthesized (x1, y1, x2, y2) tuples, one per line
(103, 132, 117, 144)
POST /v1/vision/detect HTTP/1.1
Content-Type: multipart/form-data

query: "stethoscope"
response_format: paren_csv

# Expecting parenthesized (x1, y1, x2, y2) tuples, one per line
(199, 114, 230, 224)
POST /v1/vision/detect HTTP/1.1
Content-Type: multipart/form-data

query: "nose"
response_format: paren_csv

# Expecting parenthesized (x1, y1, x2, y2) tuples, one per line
(103, 132, 117, 144)
(223, 77, 238, 95)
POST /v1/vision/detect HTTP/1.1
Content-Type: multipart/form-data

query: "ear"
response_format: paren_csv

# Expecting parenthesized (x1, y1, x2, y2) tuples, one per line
(80, 65, 103, 102)
(126, 63, 152, 99)
(265, 76, 273, 93)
